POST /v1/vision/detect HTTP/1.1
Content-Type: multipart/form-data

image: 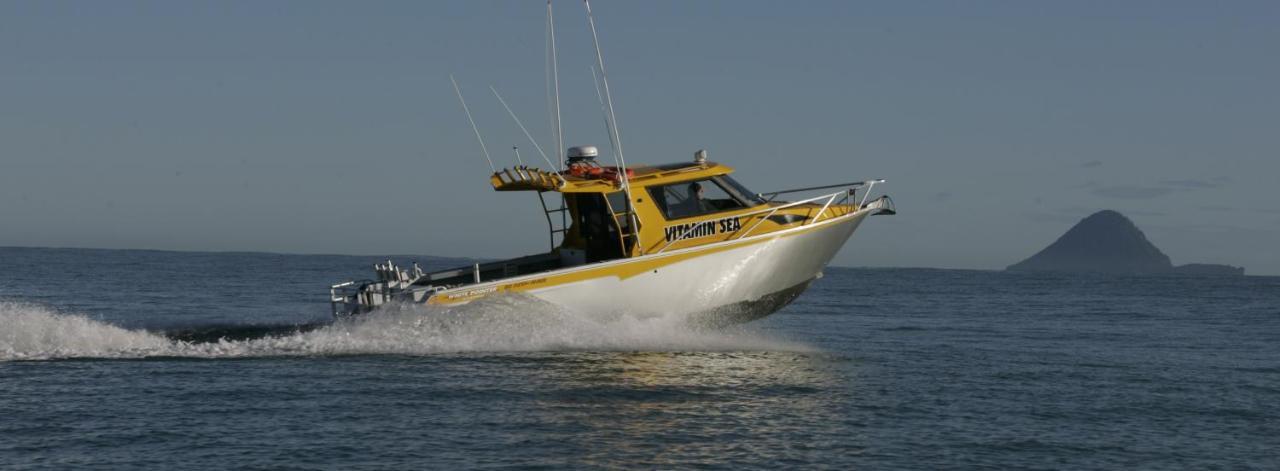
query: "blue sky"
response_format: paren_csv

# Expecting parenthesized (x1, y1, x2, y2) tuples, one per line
(2, 1, 1277, 274)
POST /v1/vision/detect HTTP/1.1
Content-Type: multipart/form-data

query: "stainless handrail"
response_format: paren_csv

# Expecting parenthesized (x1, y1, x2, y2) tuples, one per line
(654, 179, 887, 254)
(758, 180, 877, 201)
(731, 191, 843, 241)
(655, 189, 847, 254)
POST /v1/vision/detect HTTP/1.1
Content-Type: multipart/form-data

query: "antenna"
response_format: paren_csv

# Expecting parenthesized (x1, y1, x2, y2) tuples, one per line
(546, 0, 565, 168)
(583, 0, 643, 253)
(589, 65, 618, 162)
(512, 146, 524, 166)
(450, 75, 495, 172)
(583, 0, 627, 174)
(490, 86, 558, 171)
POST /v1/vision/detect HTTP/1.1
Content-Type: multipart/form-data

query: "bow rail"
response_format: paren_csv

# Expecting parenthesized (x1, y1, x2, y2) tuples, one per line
(655, 180, 890, 254)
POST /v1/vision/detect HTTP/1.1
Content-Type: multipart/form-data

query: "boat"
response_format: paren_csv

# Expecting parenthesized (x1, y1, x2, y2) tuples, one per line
(328, 2, 896, 325)
(330, 146, 894, 324)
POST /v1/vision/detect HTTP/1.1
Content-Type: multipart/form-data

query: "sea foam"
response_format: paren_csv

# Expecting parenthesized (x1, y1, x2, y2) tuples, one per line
(0, 297, 806, 361)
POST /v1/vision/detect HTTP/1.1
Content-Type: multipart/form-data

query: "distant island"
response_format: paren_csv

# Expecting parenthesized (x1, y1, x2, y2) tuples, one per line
(1008, 210, 1244, 275)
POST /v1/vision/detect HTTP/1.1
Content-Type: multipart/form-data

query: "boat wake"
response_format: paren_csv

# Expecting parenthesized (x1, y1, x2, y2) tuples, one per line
(0, 298, 807, 361)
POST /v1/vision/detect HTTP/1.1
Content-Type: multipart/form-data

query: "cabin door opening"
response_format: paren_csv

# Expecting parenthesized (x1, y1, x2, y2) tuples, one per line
(576, 194, 627, 263)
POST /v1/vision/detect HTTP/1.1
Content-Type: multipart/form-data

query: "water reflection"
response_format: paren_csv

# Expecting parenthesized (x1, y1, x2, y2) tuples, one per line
(523, 350, 860, 466)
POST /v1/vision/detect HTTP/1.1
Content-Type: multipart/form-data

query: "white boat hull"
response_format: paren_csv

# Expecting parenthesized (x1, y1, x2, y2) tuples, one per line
(332, 202, 888, 324)
(520, 208, 872, 323)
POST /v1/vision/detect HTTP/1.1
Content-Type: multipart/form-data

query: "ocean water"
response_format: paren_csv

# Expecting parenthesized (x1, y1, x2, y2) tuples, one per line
(1, 247, 1277, 469)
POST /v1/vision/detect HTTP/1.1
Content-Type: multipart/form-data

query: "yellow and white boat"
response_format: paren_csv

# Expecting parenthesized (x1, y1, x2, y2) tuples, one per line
(328, 1, 894, 325)
(331, 146, 894, 325)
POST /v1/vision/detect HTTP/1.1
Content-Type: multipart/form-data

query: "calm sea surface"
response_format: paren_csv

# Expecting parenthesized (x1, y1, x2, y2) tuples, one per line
(1, 247, 1277, 469)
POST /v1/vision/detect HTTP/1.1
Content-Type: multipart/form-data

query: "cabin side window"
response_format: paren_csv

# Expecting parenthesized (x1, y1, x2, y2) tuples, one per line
(647, 178, 748, 220)
(604, 191, 636, 236)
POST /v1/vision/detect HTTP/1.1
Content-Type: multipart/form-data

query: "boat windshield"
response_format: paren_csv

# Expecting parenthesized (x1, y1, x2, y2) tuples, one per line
(648, 176, 765, 220)
(713, 175, 766, 205)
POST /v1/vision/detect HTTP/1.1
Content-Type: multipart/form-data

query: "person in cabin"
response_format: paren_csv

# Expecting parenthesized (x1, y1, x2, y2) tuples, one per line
(679, 181, 712, 217)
